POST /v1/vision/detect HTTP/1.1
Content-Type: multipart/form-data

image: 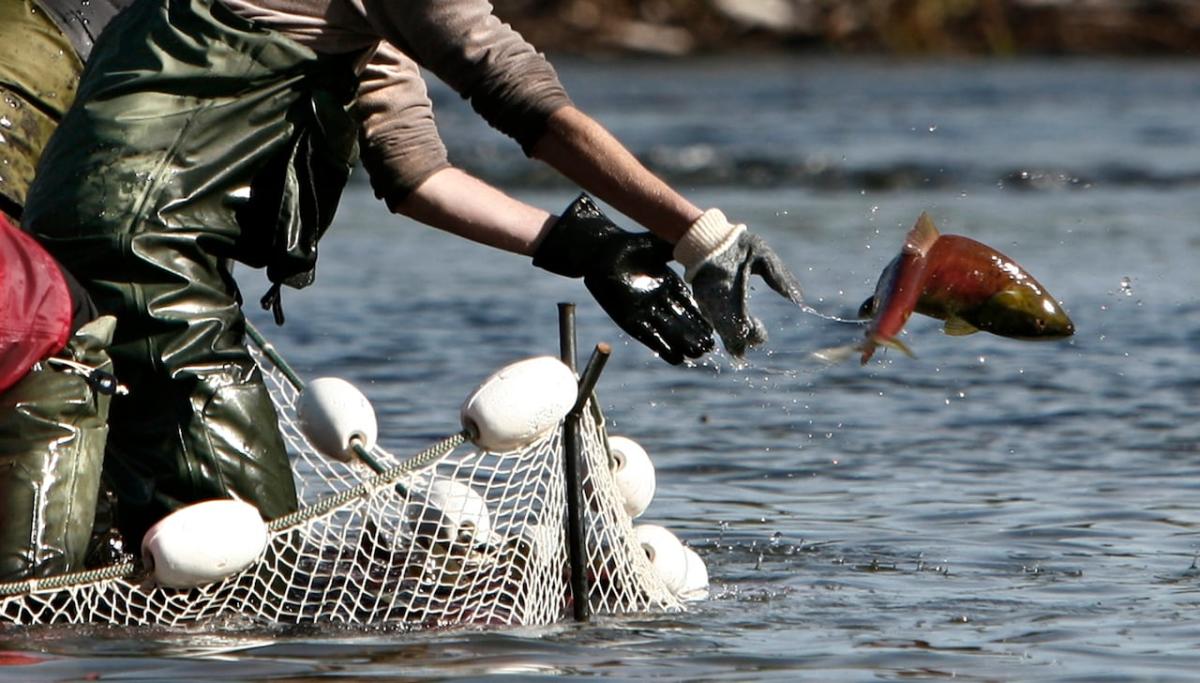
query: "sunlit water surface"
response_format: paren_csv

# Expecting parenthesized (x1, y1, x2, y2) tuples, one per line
(2, 57, 1198, 681)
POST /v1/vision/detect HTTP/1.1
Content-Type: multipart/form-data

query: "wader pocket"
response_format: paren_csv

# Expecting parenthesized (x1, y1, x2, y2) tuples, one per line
(186, 363, 298, 522)
(0, 317, 113, 580)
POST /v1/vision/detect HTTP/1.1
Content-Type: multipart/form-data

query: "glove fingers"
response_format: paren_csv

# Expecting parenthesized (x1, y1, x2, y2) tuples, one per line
(646, 299, 714, 361)
(625, 316, 683, 365)
(658, 273, 717, 356)
(587, 273, 713, 365)
(697, 277, 761, 360)
(733, 257, 768, 349)
(749, 237, 805, 304)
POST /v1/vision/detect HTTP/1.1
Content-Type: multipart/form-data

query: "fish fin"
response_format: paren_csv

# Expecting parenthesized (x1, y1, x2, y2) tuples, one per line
(943, 316, 979, 336)
(810, 344, 858, 365)
(903, 212, 940, 257)
(875, 336, 916, 359)
(856, 335, 916, 365)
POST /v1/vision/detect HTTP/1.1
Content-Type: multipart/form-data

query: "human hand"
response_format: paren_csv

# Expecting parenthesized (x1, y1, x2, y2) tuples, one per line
(674, 210, 804, 359)
(534, 195, 715, 365)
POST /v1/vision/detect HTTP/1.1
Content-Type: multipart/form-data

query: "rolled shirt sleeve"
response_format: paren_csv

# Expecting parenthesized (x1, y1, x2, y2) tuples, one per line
(218, 0, 573, 204)
(358, 0, 573, 153)
(354, 43, 451, 207)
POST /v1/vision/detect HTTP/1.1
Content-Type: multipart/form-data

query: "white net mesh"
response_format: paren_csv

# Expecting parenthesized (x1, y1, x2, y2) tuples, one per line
(0, 337, 681, 628)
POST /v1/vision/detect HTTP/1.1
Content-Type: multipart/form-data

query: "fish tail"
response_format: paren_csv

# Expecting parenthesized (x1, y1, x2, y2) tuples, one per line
(812, 336, 917, 366)
(904, 212, 941, 256)
(810, 344, 859, 365)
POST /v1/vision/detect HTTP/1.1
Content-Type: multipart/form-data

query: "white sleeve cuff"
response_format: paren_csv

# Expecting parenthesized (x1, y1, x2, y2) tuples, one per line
(673, 209, 746, 282)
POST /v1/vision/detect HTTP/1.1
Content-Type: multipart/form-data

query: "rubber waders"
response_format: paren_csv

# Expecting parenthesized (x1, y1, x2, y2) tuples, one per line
(0, 317, 115, 580)
(22, 0, 359, 545)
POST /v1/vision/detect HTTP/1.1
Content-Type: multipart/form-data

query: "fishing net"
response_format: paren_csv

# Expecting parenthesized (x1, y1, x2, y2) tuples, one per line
(0, 328, 682, 628)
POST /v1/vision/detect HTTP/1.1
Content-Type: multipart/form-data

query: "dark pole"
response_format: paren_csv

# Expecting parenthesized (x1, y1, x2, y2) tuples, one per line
(558, 303, 577, 372)
(559, 303, 611, 623)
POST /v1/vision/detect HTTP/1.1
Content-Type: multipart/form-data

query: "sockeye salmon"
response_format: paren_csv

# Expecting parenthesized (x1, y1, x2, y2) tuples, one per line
(855, 212, 1074, 364)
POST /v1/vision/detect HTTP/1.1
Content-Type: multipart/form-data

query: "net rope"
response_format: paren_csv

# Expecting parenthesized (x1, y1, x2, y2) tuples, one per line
(0, 335, 681, 627)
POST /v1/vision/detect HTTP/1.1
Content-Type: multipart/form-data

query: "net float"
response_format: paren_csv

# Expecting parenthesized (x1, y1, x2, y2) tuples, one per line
(634, 523, 688, 594)
(460, 356, 577, 452)
(417, 479, 500, 549)
(680, 546, 709, 600)
(141, 499, 268, 589)
(608, 435, 656, 519)
(298, 377, 378, 462)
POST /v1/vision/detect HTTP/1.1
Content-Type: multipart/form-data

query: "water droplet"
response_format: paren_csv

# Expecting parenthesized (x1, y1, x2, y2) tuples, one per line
(928, 124, 938, 132)
(1119, 276, 1133, 296)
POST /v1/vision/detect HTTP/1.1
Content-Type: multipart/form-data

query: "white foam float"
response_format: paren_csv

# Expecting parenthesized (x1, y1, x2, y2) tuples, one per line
(141, 499, 268, 589)
(608, 435, 656, 519)
(460, 356, 577, 452)
(634, 523, 688, 594)
(298, 377, 378, 463)
(417, 479, 500, 548)
(679, 546, 709, 600)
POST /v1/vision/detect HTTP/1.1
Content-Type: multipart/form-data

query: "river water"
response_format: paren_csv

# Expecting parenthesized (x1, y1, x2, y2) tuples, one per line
(3, 56, 1199, 681)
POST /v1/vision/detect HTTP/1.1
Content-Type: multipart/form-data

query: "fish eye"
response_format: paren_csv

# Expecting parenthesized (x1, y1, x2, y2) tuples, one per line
(858, 297, 876, 319)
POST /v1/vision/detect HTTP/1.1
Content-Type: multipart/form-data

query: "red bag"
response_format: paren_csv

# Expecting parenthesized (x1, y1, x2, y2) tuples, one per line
(0, 213, 72, 393)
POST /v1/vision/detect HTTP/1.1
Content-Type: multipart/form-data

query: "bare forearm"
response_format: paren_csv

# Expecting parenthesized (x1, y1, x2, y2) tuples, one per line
(530, 106, 702, 243)
(393, 167, 554, 256)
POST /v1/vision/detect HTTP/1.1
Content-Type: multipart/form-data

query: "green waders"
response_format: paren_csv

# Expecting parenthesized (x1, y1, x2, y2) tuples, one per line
(0, 317, 115, 580)
(0, 0, 84, 218)
(22, 0, 360, 545)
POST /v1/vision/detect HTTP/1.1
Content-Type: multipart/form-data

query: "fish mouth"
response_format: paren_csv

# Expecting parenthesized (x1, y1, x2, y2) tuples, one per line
(1004, 316, 1074, 340)
(978, 290, 1075, 340)
(1033, 309, 1075, 339)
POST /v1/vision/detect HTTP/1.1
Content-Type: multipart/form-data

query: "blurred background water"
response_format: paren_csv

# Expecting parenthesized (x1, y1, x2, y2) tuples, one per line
(3, 55, 1199, 681)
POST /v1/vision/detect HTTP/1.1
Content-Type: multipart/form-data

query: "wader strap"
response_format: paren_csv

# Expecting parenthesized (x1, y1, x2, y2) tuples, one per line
(32, 0, 132, 63)
(238, 55, 362, 325)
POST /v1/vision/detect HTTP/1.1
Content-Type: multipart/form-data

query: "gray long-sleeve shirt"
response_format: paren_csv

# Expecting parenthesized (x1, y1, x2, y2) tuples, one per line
(218, 0, 572, 206)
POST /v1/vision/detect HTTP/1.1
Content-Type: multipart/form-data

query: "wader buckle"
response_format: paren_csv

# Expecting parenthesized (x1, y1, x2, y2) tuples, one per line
(46, 357, 129, 396)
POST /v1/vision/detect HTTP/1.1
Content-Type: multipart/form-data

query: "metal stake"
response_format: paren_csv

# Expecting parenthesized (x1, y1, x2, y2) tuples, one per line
(559, 303, 611, 622)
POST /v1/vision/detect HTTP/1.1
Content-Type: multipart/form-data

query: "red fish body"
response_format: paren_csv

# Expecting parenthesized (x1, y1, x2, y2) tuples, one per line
(857, 214, 937, 363)
(858, 213, 1073, 364)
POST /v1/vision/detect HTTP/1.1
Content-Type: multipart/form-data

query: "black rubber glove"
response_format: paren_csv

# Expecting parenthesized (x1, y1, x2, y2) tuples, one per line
(534, 194, 715, 365)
